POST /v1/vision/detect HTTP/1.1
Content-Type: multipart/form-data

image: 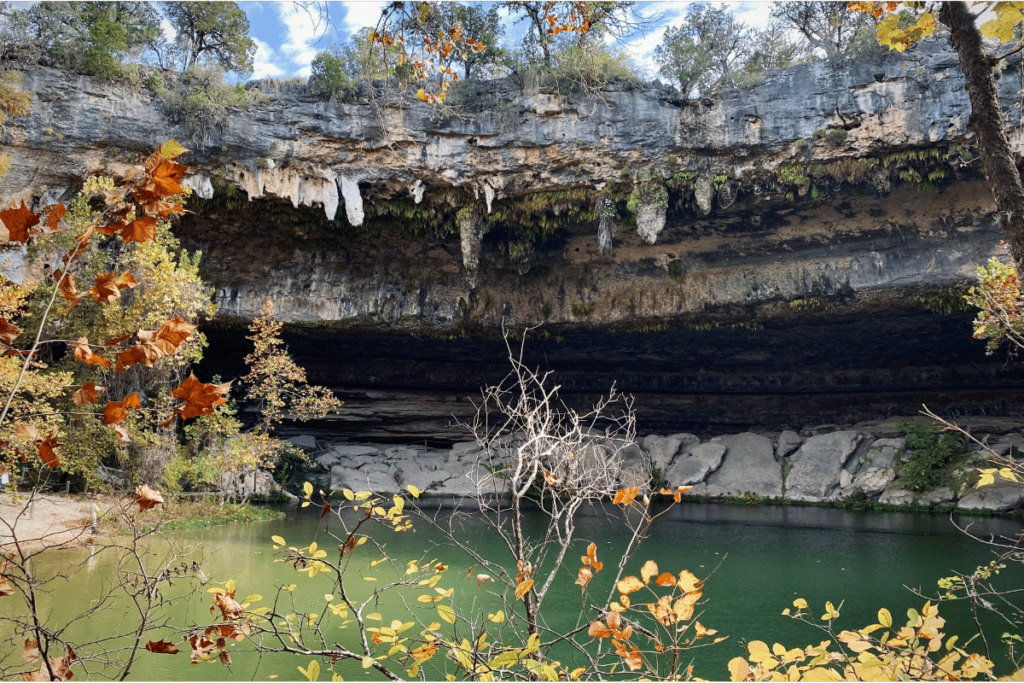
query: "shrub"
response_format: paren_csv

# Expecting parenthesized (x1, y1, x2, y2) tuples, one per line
(160, 67, 263, 146)
(309, 51, 354, 101)
(896, 420, 967, 493)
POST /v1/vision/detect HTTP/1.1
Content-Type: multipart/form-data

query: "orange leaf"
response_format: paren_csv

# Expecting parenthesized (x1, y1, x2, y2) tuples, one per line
(63, 224, 95, 266)
(654, 572, 677, 587)
(135, 484, 164, 511)
(212, 590, 243, 620)
(119, 216, 157, 244)
(73, 337, 111, 368)
(156, 317, 196, 347)
(514, 578, 534, 600)
(575, 566, 593, 587)
(42, 202, 66, 231)
(72, 382, 103, 406)
(53, 270, 81, 301)
(37, 431, 61, 469)
(145, 640, 179, 655)
(0, 318, 21, 347)
(86, 271, 139, 303)
(321, 503, 332, 518)
(105, 332, 133, 346)
(171, 373, 231, 420)
(613, 487, 638, 505)
(0, 202, 39, 243)
(588, 620, 612, 638)
(115, 342, 163, 371)
(102, 393, 140, 425)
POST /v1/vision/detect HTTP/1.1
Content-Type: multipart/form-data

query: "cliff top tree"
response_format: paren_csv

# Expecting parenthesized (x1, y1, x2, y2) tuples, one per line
(850, 1, 1024, 272)
(21, 1, 161, 75)
(656, 3, 752, 97)
(772, 1, 869, 60)
(165, 1, 256, 75)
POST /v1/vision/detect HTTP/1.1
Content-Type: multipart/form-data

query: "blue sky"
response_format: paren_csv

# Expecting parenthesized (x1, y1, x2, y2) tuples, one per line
(232, 2, 776, 80)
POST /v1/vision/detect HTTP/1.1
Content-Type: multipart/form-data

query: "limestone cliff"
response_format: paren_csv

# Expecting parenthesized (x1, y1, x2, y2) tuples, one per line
(1, 38, 1022, 437)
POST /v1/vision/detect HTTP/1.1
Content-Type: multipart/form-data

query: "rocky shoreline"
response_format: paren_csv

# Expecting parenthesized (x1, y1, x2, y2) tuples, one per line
(269, 415, 1024, 514)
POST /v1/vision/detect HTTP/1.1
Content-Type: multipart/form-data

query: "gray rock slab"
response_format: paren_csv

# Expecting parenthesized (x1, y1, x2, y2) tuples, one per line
(705, 433, 783, 499)
(664, 443, 727, 487)
(776, 430, 802, 458)
(397, 467, 452, 492)
(667, 433, 701, 454)
(643, 435, 685, 472)
(917, 487, 956, 505)
(786, 431, 862, 501)
(288, 435, 318, 449)
(958, 484, 1024, 511)
(353, 454, 383, 467)
(332, 445, 382, 458)
(331, 466, 401, 494)
(450, 441, 483, 458)
(315, 453, 339, 469)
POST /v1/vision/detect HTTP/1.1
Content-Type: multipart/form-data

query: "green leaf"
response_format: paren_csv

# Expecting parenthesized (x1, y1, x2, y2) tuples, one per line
(160, 139, 189, 159)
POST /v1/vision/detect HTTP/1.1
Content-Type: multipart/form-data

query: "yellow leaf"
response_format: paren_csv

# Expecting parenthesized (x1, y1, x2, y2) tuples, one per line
(616, 576, 644, 595)
(640, 560, 659, 584)
(160, 139, 189, 159)
(271, 535, 286, 546)
(366, 613, 382, 620)
(417, 594, 434, 603)
(303, 482, 313, 496)
(298, 660, 320, 682)
(728, 656, 751, 681)
(748, 640, 772, 663)
(342, 488, 354, 500)
(878, 607, 892, 628)
(437, 604, 456, 624)
(301, 501, 310, 508)
(793, 598, 808, 610)
(245, 594, 263, 603)
(488, 610, 505, 624)
(361, 656, 375, 669)
(407, 484, 422, 498)
(515, 578, 534, 600)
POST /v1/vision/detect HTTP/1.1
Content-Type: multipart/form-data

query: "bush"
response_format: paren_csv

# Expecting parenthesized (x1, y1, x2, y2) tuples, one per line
(309, 51, 354, 101)
(896, 420, 967, 493)
(160, 67, 263, 145)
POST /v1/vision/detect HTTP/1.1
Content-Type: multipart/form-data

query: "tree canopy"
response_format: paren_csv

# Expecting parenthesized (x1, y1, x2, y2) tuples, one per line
(164, 1, 256, 75)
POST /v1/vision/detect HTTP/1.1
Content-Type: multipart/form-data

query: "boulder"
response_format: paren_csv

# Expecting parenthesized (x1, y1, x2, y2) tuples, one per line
(776, 431, 802, 458)
(288, 435, 318, 449)
(958, 484, 1024, 511)
(663, 443, 727, 487)
(643, 435, 685, 472)
(668, 433, 701, 453)
(877, 484, 915, 505)
(786, 431, 862, 501)
(917, 487, 956, 505)
(852, 467, 896, 496)
(705, 433, 783, 499)
(860, 438, 905, 471)
(220, 469, 274, 500)
(615, 443, 651, 489)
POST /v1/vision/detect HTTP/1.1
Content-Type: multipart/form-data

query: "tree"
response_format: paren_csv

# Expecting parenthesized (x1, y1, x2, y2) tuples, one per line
(23, 2, 161, 76)
(405, 2, 505, 79)
(738, 20, 808, 86)
(772, 1, 869, 60)
(656, 4, 751, 97)
(164, 1, 256, 75)
(851, 1, 1024, 272)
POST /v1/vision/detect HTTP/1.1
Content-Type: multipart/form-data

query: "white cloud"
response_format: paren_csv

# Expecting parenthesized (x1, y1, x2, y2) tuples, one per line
(277, 3, 326, 76)
(341, 1, 389, 38)
(160, 17, 177, 44)
(252, 37, 285, 79)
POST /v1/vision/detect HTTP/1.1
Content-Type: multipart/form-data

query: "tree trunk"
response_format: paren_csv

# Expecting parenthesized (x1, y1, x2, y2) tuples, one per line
(940, 1, 1024, 270)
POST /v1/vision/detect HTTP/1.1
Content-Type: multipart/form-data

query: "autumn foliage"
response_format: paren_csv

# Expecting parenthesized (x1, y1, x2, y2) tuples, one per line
(0, 141, 236, 482)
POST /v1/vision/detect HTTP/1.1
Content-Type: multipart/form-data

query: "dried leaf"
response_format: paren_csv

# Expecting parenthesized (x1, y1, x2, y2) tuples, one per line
(86, 272, 138, 303)
(0, 318, 21, 346)
(171, 373, 230, 420)
(102, 393, 140, 425)
(145, 640, 179, 655)
(37, 431, 61, 469)
(73, 338, 110, 369)
(616, 576, 644, 595)
(42, 202, 66, 231)
(514, 578, 534, 600)
(0, 201, 39, 243)
(135, 484, 164, 511)
(72, 382, 102, 406)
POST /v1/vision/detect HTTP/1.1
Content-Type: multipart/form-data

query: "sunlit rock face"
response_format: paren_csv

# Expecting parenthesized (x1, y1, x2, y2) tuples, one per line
(4, 37, 1024, 437)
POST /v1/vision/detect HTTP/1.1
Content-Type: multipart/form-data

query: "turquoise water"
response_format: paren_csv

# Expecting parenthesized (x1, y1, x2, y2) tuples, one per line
(7, 502, 1024, 680)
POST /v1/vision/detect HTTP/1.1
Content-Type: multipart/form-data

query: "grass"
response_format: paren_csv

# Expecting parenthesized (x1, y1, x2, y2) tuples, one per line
(105, 498, 284, 535)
